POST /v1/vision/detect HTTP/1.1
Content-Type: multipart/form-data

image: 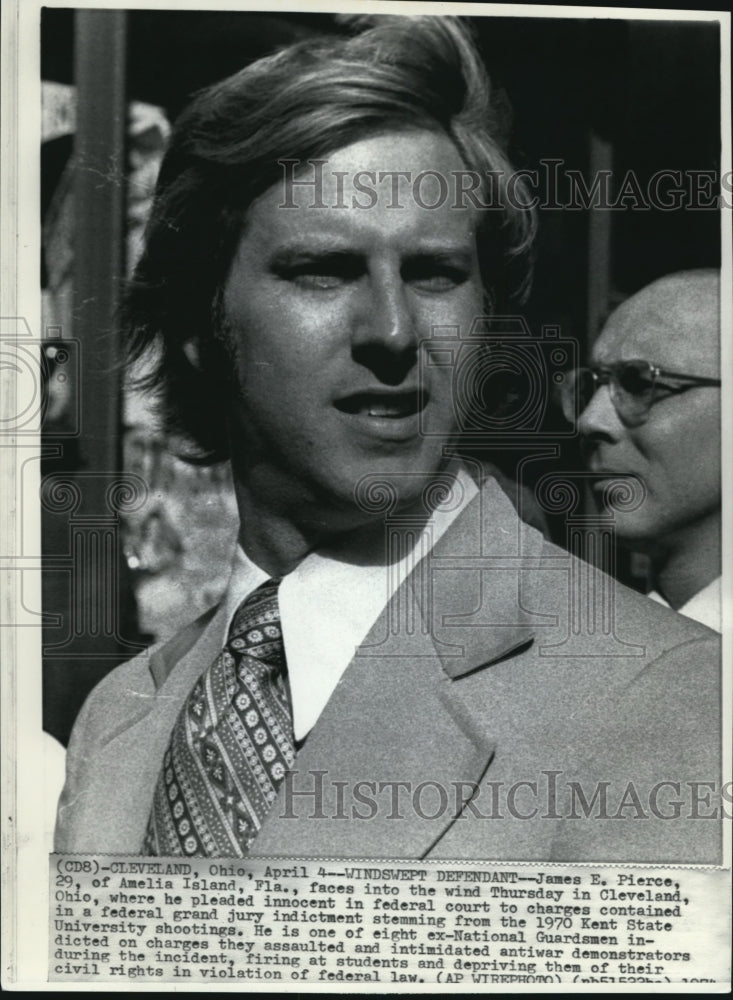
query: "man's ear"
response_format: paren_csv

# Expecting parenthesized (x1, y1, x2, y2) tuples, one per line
(182, 339, 201, 369)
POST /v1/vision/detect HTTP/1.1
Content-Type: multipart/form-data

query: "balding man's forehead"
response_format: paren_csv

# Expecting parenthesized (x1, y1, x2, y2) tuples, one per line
(649, 271, 719, 327)
(592, 272, 720, 375)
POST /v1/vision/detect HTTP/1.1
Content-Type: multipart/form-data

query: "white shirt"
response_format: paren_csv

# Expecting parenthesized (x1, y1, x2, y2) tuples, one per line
(648, 577, 722, 633)
(221, 465, 478, 740)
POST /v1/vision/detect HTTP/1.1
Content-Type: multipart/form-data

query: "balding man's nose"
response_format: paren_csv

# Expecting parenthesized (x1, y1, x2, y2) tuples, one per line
(577, 383, 624, 441)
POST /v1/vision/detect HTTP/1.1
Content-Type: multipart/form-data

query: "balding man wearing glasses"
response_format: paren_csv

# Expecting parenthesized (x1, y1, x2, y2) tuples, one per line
(566, 270, 722, 632)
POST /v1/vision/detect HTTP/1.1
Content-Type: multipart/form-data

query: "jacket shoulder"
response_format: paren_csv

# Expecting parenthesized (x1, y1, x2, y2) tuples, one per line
(55, 606, 220, 852)
(536, 535, 717, 644)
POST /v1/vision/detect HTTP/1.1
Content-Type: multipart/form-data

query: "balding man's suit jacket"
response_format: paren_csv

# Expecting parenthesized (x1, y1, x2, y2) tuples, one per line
(55, 477, 722, 863)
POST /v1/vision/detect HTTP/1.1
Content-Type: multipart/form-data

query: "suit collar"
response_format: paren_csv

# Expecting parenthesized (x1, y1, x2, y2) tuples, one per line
(428, 473, 543, 678)
(350, 472, 542, 680)
(149, 604, 221, 691)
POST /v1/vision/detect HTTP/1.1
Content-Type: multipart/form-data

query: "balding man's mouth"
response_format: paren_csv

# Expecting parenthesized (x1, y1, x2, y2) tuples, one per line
(588, 464, 634, 478)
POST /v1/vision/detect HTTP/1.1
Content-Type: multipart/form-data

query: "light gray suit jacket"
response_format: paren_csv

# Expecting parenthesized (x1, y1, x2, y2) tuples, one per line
(55, 477, 722, 863)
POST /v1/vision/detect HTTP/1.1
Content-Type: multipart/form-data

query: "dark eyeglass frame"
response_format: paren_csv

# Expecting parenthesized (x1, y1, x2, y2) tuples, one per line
(560, 359, 721, 426)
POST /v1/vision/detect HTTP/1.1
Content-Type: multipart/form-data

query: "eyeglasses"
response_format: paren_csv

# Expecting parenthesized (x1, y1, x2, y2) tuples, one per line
(559, 359, 721, 427)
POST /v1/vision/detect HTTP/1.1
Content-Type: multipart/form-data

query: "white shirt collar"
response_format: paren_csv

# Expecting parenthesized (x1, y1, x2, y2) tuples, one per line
(222, 464, 478, 740)
(648, 576, 721, 633)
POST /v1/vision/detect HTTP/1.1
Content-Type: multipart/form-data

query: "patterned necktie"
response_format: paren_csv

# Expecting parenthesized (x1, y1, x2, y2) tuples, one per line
(143, 579, 296, 856)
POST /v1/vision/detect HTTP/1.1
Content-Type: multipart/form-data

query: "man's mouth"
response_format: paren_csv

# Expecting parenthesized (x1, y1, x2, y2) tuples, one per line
(335, 390, 424, 419)
(588, 466, 635, 481)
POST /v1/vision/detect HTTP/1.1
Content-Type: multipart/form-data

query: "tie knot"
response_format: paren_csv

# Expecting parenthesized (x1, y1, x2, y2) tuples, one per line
(229, 578, 283, 661)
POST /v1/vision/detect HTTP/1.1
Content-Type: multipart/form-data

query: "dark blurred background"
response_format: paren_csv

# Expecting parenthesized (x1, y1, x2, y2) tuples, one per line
(40, 10, 721, 744)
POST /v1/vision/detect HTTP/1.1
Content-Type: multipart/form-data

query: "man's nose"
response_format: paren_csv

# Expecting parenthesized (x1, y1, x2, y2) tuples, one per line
(577, 383, 623, 440)
(351, 273, 419, 384)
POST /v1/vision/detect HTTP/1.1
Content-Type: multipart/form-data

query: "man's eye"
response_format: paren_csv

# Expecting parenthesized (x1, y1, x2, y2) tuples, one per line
(276, 258, 362, 289)
(404, 262, 470, 292)
(290, 271, 348, 289)
(416, 272, 468, 292)
(618, 370, 654, 394)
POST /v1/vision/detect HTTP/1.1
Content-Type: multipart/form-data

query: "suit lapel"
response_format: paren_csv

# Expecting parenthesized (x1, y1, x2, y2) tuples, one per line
(94, 603, 223, 747)
(252, 477, 544, 858)
(251, 574, 498, 858)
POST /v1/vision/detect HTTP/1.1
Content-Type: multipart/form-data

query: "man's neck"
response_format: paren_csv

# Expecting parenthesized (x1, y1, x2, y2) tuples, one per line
(232, 461, 474, 579)
(651, 513, 721, 611)
(233, 480, 408, 579)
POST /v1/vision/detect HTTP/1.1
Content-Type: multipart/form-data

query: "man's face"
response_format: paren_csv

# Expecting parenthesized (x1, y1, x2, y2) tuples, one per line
(578, 275, 720, 549)
(221, 130, 484, 530)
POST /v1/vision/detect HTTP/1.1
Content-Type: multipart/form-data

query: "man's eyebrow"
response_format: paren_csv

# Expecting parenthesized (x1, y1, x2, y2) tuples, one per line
(268, 242, 359, 262)
(269, 240, 476, 260)
(268, 246, 363, 269)
(404, 246, 475, 263)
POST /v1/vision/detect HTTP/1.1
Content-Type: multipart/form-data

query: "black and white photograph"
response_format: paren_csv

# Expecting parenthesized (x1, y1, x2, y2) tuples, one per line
(2, 0, 730, 989)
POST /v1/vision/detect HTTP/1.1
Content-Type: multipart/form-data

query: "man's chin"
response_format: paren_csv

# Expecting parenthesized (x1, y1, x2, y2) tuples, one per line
(301, 462, 448, 535)
(606, 515, 661, 553)
(615, 532, 654, 554)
